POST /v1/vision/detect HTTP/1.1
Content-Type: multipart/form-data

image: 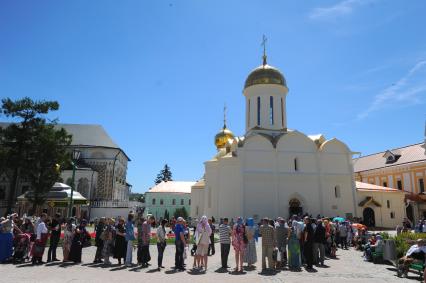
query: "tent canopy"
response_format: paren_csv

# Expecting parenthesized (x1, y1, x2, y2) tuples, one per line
(17, 182, 88, 205)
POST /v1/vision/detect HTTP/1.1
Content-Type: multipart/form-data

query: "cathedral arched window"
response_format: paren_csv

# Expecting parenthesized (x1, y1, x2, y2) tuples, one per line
(281, 97, 284, 127)
(294, 158, 299, 171)
(172, 199, 176, 205)
(269, 96, 274, 125)
(257, 97, 261, 126)
(152, 198, 156, 205)
(334, 186, 341, 198)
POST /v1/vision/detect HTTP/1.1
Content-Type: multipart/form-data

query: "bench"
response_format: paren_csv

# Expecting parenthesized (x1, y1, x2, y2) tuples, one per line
(372, 251, 384, 264)
(409, 262, 424, 280)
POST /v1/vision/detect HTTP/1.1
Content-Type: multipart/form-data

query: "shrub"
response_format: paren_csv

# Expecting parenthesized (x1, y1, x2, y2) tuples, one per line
(390, 232, 426, 258)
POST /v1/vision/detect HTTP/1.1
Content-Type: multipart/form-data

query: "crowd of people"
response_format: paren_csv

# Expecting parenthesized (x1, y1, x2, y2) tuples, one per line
(0, 211, 370, 275)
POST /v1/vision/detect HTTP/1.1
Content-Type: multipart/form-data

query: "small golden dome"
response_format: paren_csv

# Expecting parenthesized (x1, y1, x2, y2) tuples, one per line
(214, 126, 234, 149)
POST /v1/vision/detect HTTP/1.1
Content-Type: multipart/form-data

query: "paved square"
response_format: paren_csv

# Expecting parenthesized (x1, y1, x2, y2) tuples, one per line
(2, 243, 420, 283)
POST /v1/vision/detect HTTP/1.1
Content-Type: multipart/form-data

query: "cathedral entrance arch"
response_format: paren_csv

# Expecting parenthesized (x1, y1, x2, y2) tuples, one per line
(289, 198, 302, 216)
(363, 207, 375, 227)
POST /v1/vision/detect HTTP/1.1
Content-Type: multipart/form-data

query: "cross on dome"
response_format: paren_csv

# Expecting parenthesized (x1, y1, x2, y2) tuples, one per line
(261, 34, 268, 66)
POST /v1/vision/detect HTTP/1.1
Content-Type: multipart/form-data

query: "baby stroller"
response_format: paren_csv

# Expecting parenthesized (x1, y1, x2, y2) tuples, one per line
(13, 233, 31, 263)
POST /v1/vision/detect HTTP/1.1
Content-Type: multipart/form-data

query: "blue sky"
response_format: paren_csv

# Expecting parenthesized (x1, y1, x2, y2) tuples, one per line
(1, 0, 425, 193)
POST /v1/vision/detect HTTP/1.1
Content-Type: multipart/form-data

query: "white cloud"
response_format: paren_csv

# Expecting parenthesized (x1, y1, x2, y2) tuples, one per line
(309, 0, 374, 20)
(357, 60, 426, 120)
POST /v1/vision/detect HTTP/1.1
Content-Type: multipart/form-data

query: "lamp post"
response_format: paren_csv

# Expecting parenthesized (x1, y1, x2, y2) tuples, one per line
(68, 149, 81, 218)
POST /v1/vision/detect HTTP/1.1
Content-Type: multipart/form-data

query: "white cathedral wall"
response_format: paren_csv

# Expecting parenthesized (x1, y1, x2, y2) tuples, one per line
(190, 188, 204, 220)
(239, 133, 355, 219)
(201, 125, 357, 222)
(321, 174, 356, 218)
(204, 158, 242, 220)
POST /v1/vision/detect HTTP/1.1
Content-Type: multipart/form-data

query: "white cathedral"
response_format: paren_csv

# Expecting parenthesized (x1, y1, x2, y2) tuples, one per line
(191, 53, 358, 221)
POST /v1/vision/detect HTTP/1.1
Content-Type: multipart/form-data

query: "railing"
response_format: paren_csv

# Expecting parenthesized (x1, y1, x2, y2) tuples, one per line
(90, 200, 130, 208)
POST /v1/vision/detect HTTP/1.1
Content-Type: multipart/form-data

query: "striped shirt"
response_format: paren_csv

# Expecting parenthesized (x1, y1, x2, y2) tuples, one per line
(219, 224, 232, 244)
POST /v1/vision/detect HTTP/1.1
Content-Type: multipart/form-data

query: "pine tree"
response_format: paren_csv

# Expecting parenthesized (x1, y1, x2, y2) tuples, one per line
(0, 97, 71, 214)
(154, 164, 173, 184)
(164, 209, 169, 220)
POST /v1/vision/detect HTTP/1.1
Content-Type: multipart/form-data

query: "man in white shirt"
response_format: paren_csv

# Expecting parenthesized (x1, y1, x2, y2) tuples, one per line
(32, 213, 48, 264)
(397, 239, 426, 277)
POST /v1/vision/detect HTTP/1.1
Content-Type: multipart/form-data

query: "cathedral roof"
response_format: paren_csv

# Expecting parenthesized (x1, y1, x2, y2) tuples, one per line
(355, 181, 402, 193)
(0, 122, 130, 160)
(58, 124, 119, 148)
(244, 64, 287, 89)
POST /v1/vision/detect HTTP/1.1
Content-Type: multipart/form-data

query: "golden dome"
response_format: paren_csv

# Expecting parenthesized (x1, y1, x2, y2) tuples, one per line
(214, 126, 234, 149)
(244, 64, 287, 89)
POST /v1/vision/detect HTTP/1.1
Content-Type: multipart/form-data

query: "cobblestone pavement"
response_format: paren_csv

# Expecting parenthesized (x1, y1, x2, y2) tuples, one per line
(1, 244, 421, 283)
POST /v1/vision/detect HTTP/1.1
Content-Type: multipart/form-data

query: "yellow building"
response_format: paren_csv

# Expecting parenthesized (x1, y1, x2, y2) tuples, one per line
(354, 140, 426, 225)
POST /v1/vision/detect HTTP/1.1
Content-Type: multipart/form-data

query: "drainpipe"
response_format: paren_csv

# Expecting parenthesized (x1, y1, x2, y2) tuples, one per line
(111, 150, 121, 200)
(88, 169, 96, 220)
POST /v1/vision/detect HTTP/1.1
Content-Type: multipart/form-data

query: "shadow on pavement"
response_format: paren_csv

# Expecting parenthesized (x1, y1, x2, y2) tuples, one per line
(110, 265, 128, 271)
(15, 263, 35, 268)
(243, 265, 256, 271)
(187, 268, 206, 275)
(229, 270, 247, 275)
(258, 269, 277, 276)
(45, 262, 62, 267)
(128, 265, 144, 272)
(305, 267, 318, 273)
(214, 267, 229, 273)
(165, 269, 180, 274)
(59, 262, 76, 268)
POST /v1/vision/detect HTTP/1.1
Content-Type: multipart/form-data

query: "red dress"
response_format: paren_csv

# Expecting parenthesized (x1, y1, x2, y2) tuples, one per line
(232, 224, 246, 252)
(31, 233, 48, 258)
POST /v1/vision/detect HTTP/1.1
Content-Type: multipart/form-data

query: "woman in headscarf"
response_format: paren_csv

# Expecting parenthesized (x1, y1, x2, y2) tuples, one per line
(103, 218, 115, 265)
(63, 218, 75, 262)
(195, 215, 212, 271)
(232, 217, 246, 273)
(93, 217, 105, 263)
(287, 220, 301, 270)
(69, 219, 90, 263)
(243, 218, 257, 268)
(113, 217, 127, 265)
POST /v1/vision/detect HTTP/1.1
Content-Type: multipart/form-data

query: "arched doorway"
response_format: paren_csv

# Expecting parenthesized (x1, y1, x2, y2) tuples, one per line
(406, 204, 414, 224)
(289, 198, 302, 217)
(363, 207, 375, 227)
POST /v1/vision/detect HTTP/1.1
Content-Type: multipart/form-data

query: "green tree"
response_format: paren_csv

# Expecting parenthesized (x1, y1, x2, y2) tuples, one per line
(129, 193, 145, 203)
(173, 207, 188, 219)
(0, 97, 72, 214)
(164, 209, 169, 220)
(154, 164, 173, 185)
